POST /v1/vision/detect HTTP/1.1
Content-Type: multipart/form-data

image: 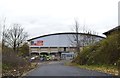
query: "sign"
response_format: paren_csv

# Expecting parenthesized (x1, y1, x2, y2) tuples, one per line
(31, 40, 43, 46)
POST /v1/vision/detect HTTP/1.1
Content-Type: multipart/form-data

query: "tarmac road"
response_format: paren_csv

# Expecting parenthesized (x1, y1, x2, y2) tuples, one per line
(26, 61, 111, 76)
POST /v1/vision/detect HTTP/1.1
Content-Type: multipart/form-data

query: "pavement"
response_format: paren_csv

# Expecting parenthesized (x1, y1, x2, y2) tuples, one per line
(25, 60, 112, 76)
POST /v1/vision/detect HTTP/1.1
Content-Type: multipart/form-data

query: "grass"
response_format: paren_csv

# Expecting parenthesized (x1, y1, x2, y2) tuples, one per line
(65, 62, 118, 76)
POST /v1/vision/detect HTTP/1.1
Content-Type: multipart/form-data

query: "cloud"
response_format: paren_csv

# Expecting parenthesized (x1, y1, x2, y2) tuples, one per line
(0, 0, 119, 39)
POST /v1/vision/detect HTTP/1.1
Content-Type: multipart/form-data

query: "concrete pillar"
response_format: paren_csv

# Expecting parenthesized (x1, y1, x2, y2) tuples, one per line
(57, 47, 59, 52)
(47, 47, 50, 53)
(39, 47, 41, 55)
(68, 47, 70, 52)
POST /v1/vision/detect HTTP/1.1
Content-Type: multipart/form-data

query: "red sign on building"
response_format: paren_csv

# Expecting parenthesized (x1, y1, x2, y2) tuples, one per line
(36, 40, 43, 46)
(31, 40, 43, 46)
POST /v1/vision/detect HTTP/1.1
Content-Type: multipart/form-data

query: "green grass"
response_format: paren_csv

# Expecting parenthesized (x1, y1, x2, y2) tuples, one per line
(65, 62, 118, 76)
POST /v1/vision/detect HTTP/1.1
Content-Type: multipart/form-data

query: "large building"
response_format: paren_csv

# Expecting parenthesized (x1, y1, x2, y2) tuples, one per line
(27, 32, 104, 59)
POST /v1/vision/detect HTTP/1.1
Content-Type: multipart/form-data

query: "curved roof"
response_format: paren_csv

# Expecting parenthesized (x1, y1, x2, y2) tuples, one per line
(27, 32, 105, 41)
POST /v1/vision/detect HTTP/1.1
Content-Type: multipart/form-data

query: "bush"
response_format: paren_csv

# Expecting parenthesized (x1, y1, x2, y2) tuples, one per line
(117, 58, 120, 76)
(19, 42, 29, 57)
(2, 46, 30, 76)
(74, 31, 120, 66)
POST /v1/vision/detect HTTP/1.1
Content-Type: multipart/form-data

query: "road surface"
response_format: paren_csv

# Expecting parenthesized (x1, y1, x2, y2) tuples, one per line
(26, 61, 111, 76)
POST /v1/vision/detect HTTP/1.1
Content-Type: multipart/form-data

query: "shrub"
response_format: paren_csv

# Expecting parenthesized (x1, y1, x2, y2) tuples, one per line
(2, 46, 30, 76)
(74, 31, 120, 66)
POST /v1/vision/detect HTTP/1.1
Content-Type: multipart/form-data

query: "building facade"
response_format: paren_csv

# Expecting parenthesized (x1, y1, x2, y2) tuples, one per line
(27, 32, 104, 57)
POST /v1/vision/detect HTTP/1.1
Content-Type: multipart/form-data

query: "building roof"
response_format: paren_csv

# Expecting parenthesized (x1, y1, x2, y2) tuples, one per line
(103, 26, 120, 35)
(27, 32, 105, 41)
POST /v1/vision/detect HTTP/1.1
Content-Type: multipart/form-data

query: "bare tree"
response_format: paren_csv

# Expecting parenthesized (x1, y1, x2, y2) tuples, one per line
(74, 20, 81, 55)
(3, 24, 28, 53)
(81, 24, 99, 47)
(68, 20, 81, 55)
(1, 17, 6, 48)
(69, 20, 98, 56)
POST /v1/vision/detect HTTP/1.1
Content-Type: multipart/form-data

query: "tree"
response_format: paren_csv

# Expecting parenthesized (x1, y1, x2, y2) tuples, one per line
(19, 42, 29, 57)
(1, 17, 6, 48)
(70, 20, 96, 54)
(3, 24, 28, 53)
(69, 20, 81, 55)
(82, 30, 98, 47)
(70, 20, 99, 64)
(74, 20, 81, 55)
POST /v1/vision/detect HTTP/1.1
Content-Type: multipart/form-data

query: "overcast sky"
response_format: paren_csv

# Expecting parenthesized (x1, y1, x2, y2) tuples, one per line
(0, 0, 119, 39)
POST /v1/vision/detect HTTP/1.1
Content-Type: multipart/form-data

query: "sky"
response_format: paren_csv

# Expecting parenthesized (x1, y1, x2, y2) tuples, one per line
(0, 0, 119, 39)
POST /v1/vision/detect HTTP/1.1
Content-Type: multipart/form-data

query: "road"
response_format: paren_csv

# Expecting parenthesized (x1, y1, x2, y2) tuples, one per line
(26, 61, 111, 76)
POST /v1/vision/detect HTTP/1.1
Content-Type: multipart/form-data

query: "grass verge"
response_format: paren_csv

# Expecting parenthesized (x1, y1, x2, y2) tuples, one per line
(65, 62, 118, 76)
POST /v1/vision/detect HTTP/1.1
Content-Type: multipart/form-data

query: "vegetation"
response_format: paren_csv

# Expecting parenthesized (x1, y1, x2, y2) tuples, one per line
(19, 42, 29, 57)
(3, 24, 28, 53)
(71, 20, 98, 56)
(73, 31, 120, 75)
(2, 45, 31, 76)
(2, 24, 34, 77)
(66, 62, 118, 75)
